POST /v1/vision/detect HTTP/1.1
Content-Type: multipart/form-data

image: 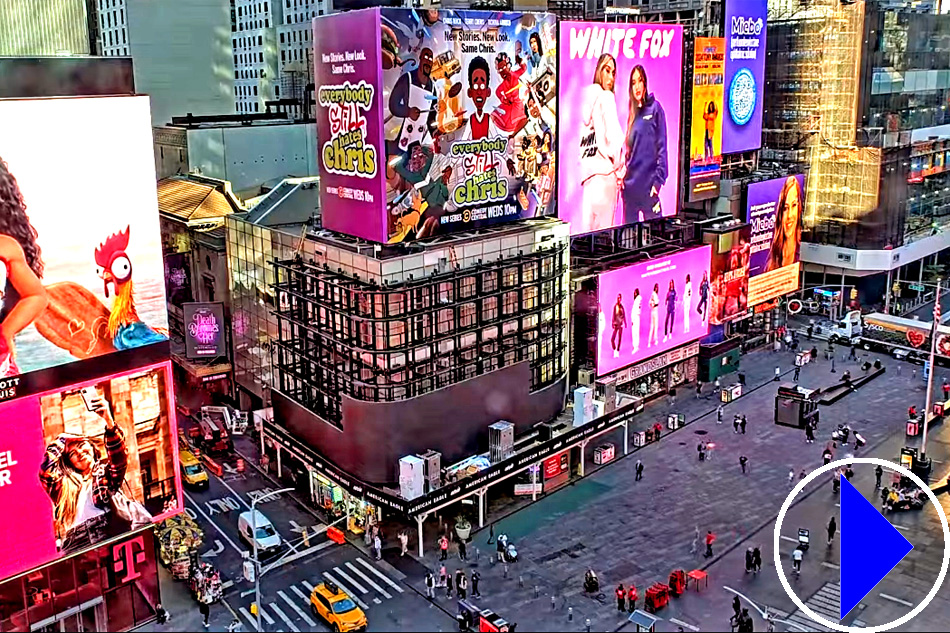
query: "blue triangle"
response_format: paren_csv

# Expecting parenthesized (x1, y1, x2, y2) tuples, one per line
(840, 478, 914, 619)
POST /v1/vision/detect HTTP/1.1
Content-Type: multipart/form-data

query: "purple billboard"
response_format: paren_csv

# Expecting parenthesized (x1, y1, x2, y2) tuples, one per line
(722, 0, 767, 154)
(313, 9, 386, 242)
(747, 175, 804, 305)
(558, 22, 684, 236)
(597, 246, 712, 376)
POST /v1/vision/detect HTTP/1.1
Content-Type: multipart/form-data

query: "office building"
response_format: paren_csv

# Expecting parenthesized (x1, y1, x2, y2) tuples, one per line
(0, 0, 94, 55)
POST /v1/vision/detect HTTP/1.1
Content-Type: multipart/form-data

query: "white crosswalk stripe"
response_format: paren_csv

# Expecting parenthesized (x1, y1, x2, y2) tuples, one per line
(346, 562, 392, 599)
(256, 605, 275, 626)
(333, 565, 369, 594)
(238, 607, 260, 631)
(279, 590, 317, 627)
(355, 557, 405, 593)
(324, 572, 370, 610)
(269, 601, 300, 632)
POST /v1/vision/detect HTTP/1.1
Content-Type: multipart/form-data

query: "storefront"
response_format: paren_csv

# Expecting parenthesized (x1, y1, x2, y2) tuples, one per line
(543, 451, 571, 492)
(0, 529, 160, 632)
(613, 342, 700, 402)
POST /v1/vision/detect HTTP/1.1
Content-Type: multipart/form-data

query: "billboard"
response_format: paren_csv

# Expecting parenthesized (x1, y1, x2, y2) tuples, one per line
(0, 361, 181, 579)
(184, 302, 226, 359)
(722, 0, 767, 154)
(706, 225, 752, 325)
(688, 37, 725, 202)
(0, 96, 169, 398)
(558, 22, 684, 235)
(314, 9, 558, 244)
(597, 246, 712, 376)
(747, 175, 805, 306)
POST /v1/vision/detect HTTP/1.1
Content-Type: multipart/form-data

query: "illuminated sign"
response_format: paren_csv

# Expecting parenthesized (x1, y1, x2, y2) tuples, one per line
(184, 302, 226, 359)
(688, 37, 725, 202)
(746, 175, 805, 306)
(722, 0, 767, 153)
(705, 225, 752, 325)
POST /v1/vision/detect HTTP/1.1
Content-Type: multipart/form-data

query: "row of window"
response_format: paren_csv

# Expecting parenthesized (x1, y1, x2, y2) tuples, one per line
(236, 101, 262, 113)
(100, 8, 124, 30)
(238, 1, 270, 16)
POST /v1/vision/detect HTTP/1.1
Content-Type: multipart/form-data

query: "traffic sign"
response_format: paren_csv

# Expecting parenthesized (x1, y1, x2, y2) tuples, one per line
(910, 284, 925, 292)
(840, 479, 913, 618)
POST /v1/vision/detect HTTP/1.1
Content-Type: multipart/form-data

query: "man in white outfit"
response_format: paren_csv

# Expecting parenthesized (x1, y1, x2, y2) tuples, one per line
(683, 274, 692, 333)
(579, 54, 624, 234)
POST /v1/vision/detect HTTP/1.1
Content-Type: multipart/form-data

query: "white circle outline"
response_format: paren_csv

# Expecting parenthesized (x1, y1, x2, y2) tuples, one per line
(773, 457, 950, 633)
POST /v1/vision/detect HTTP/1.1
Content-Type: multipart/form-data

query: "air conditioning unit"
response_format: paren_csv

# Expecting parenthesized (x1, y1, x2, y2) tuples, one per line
(418, 450, 441, 492)
(399, 455, 425, 501)
(577, 367, 595, 386)
(488, 421, 515, 464)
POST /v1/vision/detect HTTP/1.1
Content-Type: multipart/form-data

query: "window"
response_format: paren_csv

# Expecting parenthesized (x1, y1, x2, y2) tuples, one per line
(482, 296, 498, 321)
(460, 303, 477, 328)
(502, 267, 519, 287)
(503, 290, 518, 316)
(437, 281, 454, 304)
(482, 271, 498, 293)
(437, 308, 454, 335)
(459, 276, 476, 299)
(523, 286, 538, 311)
(280, 32, 285, 44)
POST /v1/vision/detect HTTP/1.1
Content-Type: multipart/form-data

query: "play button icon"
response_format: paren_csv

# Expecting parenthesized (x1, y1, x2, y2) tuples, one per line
(840, 478, 914, 619)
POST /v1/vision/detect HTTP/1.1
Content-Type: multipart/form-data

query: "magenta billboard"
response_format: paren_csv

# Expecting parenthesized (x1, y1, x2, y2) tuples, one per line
(313, 9, 387, 243)
(558, 22, 684, 236)
(597, 246, 712, 376)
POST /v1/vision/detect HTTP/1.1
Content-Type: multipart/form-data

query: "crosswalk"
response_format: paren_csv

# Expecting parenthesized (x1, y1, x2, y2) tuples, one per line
(781, 583, 866, 632)
(236, 557, 404, 631)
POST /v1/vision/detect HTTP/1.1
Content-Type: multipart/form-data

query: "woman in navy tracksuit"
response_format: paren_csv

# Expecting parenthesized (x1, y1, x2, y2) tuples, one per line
(621, 65, 669, 224)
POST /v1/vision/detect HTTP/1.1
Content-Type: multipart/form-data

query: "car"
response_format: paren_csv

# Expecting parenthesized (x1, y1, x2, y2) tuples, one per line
(237, 510, 281, 553)
(179, 450, 209, 489)
(309, 579, 367, 632)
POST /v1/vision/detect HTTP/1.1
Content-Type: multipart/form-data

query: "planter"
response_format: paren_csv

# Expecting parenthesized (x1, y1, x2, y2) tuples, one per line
(455, 522, 472, 542)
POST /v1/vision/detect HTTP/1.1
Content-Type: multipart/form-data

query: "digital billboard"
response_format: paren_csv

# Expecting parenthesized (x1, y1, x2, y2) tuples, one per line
(184, 302, 226, 359)
(558, 22, 683, 236)
(706, 225, 752, 325)
(0, 361, 181, 579)
(722, 0, 767, 154)
(747, 175, 805, 306)
(597, 246, 711, 376)
(314, 9, 558, 244)
(688, 37, 724, 202)
(0, 96, 169, 399)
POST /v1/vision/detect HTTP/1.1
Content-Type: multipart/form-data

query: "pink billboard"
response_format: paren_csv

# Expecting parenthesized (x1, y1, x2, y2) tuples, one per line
(0, 361, 181, 578)
(558, 22, 684, 236)
(597, 246, 711, 376)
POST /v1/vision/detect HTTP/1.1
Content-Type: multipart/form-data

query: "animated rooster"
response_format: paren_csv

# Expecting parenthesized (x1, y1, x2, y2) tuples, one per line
(94, 226, 167, 350)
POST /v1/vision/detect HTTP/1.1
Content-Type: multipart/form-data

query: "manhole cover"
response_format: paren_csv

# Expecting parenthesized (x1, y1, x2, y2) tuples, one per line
(694, 429, 709, 436)
(678, 441, 687, 446)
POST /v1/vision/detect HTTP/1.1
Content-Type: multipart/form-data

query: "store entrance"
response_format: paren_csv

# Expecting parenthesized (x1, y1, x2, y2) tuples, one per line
(30, 599, 104, 632)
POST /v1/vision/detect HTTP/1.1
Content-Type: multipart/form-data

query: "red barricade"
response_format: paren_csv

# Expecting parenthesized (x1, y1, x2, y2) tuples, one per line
(326, 526, 345, 544)
(203, 455, 223, 477)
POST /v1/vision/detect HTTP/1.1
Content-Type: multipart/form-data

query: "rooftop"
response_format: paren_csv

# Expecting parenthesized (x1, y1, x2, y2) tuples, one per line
(157, 175, 244, 227)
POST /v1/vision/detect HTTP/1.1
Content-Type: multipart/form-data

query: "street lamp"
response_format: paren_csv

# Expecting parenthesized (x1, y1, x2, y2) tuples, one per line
(251, 487, 294, 632)
(921, 279, 942, 468)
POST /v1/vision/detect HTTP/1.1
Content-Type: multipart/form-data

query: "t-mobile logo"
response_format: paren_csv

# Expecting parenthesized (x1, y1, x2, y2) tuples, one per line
(112, 535, 147, 584)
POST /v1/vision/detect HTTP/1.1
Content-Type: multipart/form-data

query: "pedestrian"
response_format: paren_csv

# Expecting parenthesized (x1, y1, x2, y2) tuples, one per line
(739, 416, 747, 435)
(616, 583, 626, 611)
(458, 570, 468, 599)
(811, 346, 818, 361)
(788, 469, 795, 486)
(472, 570, 481, 598)
(439, 534, 449, 561)
(822, 448, 833, 465)
(704, 530, 716, 558)
(805, 424, 815, 443)
(439, 564, 447, 587)
(732, 595, 741, 619)
(669, 387, 677, 406)
(425, 572, 435, 599)
(908, 405, 917, 419)
(807, 324, 814, 340)
(374, 533, 382, 560)
(458, 539, 467, 561)
(228, 619, 241, 632)
(733, 415, 740, 434)
(199, 601, 210, 629)
(774, 366, 781, 381)
(456, 569, 466, 599)
(752, 546, 762, 572)
(155, 604, 169, 625)
(744, 547, 754, 573)
(739, 455, 749, 474)
(696, 381, 703, 398)
(833, 469, 841, 493)
(717, 405, 724, 423)
(635, 460, 643, 481)
(849, 345, 857, 360)
(799, 468, 806, 481)
(827, 516, 837, 546)
(739, 608, 754, 633)
(698, 442, 706, 462)
(943, 380, 949, 399)
(399, 531, 409, 557)
(845, 466, 854, 482)
(913, 367, 917, 380)
(792, 547, 803, 574)
(794, 365, 801, 381)
(627, 584, 637, 612)
(875, 465, 884, 488)
(774, 338, 782, 353)
(881, 487, 890, 511)
(654, 423, 662, 441)
(715, 377, 721, 394)
(445, 570, 454, 598)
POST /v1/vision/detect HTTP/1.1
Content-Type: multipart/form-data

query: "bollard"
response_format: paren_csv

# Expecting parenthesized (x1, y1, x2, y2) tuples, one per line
(490, 556, 495, 566)
(535, 585, 540, 598)
(519, 575, 524, 587)
(831, 358, 836, 373)
(475, 547, 480, 562)
(504, 564, 509, 579)
(551, 596, 556, 610)
(568, 607, 573, 621)
(585, 618, 591, 632)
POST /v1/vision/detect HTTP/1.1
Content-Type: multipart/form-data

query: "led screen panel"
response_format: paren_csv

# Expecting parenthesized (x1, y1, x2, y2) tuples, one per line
(688, 37, 724, 202)
(747, 175, 805, 306)
(722, 0, 767, 154)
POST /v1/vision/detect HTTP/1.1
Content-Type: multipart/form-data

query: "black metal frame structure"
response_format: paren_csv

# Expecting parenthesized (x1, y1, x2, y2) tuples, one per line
(270, 244, 569, 423)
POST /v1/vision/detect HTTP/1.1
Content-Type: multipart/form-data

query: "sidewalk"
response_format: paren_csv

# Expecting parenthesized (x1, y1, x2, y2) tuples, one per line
(134, 565, 238, 632)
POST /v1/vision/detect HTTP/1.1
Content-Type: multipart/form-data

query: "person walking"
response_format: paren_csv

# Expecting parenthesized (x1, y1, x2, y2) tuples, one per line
(445, 570, 454, 598)
(794, 365, 801, 381)
(822, 448, 833, 466)
(788, 469, 795, 486)
(704, 530, 716, 558)
(668, 387, 677, 406)
(155, 604, 169, 625)
(943, 379, 949, 400)
(827, 516, 837, 546)
(627, 584, 637, 613)
(732, 595, 741, 620)
(459, 538, 468, 561)
(199, 601, 210, 629)
(698, 442, 706, 462)
(374, 533, 382, 560)
(875, 464, 884, 488)
(228, 618, 241, 632)
(799, 468, 806, 481)
(833, 469, 841, 493)
(774, 366, 781, 381)
(635, 460, 643, 481)
(399, 531, 409, 557)
(717, 405, 724, 424)
(744, 547, 754, 573)
(739, 455, 749, 474)
(616, 583, 626, 611)
(472, 570, 481, 598)
(881, 487, 890, 511)
(439, 534, 449, 561)
(425, 572, 436, 599)
(849, 345, 857, 361)
(792, 547, 803, 575)
(739, 416, 747, 435)
(752, 546, 762, 573)
(805, 424, 815, 443)
(733, 415, 741, 434)
(456, 570, 466, 599)
(844, 466, 855, 482)
(696, 381, 703, 399)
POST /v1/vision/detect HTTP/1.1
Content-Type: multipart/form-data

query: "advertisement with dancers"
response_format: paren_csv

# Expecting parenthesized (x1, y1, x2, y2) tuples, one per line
(688, 37, 724, 202)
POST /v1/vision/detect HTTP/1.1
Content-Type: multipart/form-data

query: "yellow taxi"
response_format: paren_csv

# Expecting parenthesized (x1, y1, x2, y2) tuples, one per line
(309, 579, 367, 632)
(179, 450, 209, 489)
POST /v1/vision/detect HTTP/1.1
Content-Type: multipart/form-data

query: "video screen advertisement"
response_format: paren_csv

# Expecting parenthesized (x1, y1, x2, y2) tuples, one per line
(314, 9, 558, 244)
(706, 225, 752, 325)
(0, 361, 182, 579)
(747, 175, 805, 306)
(688, 37, 725, 202)
(184, 302, 226, 359)
(0, 95, 169, 402)
(597, 246, 712, 376)
(722, 0, 767, 154)
(558, 22, 684, 236)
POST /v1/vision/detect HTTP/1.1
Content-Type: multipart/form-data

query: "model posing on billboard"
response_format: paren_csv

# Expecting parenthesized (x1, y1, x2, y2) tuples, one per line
(579, 54, 625, 234)
(622, 65, 669, 224)
(0, 157, 48, 378)
(766, 175, 804, 272)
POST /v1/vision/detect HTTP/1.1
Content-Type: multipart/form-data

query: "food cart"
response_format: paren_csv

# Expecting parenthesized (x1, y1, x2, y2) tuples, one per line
(190, 561, 223, 604)
(158, 515, 205, 580)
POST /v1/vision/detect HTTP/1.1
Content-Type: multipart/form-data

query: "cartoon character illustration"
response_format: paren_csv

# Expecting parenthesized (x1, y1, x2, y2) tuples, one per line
(491, 52, 527, 134)
(0, 157, 48, 377)
(390, 165, 454, 243)
(462, 56, 500, 141)
(388, 47, 438, 158)
(433, 52, 465, 134)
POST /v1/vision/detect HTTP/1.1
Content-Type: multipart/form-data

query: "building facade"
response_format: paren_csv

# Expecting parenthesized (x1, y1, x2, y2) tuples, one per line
(0, 0, 93, 55)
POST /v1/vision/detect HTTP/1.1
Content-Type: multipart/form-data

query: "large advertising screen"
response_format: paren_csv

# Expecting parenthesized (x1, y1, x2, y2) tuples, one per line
(558, 22, 683, 236)
(0, 96, 169, 400)
(706, 225, 752, 325)
(597, 246, 711, 376)
(379, 9, 558, 243)
(0, 361, 181, 579)
(688, 37, 725, 202)
(747, 175, 805, 306)
(722, 0, 767, 154)
(184, 302, 226, 359)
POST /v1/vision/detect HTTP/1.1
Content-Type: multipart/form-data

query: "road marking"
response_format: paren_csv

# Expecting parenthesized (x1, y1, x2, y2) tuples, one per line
(222, 580, 234, 590)
(291, 585, 310, 602)
(279, 590, 316, 627)
(213, 476, 254, 511)
(183, 490, 247, 556)
(346, 562, 392, 599)
(355, 558, 404, 593)
(879, 593, 913, 607)
(257, 605, 275, 625)
(323, 572, 370, 610)
(892, 523, 910, 532)
(302, 580, 314, 591)
(238, 607, 259, 631)
(333, 566, 368, 593)
(821, 562, 840, 570)
(669, 618, 699, 631)
(268, 602, 300, 632)
(780, 535, 798, 543)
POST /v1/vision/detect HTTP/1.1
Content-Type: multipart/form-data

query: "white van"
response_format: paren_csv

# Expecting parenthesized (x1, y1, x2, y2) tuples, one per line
(238, 510, 282, 553)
